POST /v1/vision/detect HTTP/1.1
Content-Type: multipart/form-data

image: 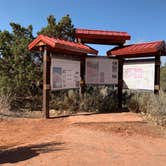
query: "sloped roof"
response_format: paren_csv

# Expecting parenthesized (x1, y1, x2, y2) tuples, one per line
(107, 40, 165, 57)
(28, 35, 98, 55)
(75, 28, 131, 45)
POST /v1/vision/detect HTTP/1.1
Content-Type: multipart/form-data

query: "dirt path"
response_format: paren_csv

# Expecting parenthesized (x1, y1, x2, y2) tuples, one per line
(0, 112, 166, 166)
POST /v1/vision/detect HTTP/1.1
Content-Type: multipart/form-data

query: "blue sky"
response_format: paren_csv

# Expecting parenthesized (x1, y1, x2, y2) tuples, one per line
(0, 0, 166, 62)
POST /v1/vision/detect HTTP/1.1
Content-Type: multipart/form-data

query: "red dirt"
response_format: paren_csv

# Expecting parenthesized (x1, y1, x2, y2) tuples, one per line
(0, 112, 166, 166)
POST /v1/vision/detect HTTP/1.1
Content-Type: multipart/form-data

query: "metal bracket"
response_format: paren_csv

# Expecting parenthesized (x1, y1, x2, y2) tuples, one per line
(43, 84, 50, 90)
(154, 85, 160, 90)
(80, 80, 85, 85)
(155, 61, 161, 65)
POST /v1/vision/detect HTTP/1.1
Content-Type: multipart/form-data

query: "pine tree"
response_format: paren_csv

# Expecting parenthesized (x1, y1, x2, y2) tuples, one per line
(0, 23, 42, 97)
(38, 14, 75, 41)
(0, 14, 75, 111)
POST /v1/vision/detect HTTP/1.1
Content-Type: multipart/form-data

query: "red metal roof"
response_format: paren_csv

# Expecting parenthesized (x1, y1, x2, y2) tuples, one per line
(28, 35, 98, 55)
(107, 41, 165, 58)
(75, 28, 131, 45)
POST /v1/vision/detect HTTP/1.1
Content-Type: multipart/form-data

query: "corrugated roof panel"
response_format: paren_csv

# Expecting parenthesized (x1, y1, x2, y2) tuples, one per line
(107, 41, 165, 57)
(75, 28, 131, 45)
(76, 29, 130, 37)
(28, 35, 98, 55)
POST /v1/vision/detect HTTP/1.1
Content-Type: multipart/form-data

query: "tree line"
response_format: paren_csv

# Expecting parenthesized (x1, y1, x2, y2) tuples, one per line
(0, 15, 75, 101)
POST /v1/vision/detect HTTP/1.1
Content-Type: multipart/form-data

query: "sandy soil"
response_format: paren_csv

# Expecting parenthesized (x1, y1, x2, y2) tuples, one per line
(0, 112, 166, 166)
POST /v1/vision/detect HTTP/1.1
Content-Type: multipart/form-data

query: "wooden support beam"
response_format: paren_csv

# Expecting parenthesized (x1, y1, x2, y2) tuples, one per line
(154, 55, 161, 94)
(80, 56, 86, 95)
(118, 58, 124, 109)
(43, 47, 51, 118)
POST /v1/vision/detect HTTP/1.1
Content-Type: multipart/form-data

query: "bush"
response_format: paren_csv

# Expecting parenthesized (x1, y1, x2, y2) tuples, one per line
(50, 86, 118, 114)
(127, 91, 149, 113)
(0, 88, 14, 115)
(127, 90, 166, 126)
(146, 91, 166, 116)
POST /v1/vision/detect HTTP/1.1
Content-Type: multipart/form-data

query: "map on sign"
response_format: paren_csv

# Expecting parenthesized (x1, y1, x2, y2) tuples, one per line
(51, 58, 80, 90)
(86, 57, 118, 85)
(123, 61, 155, 90)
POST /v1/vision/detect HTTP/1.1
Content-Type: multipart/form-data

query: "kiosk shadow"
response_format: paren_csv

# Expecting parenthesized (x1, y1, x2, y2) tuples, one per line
(49, 108, 130, 119)
(0, 142, 65, 164)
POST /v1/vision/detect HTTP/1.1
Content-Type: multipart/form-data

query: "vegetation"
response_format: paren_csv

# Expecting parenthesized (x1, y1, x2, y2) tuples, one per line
(160, 63, 166, 91)
(0, 14, 75, 112)
(126, 90, 166, 126)
(38, 14, 75, 41)
(50, 86, 118, 114)
(0, 13, 166, 128)
(0, 89, 13, 115)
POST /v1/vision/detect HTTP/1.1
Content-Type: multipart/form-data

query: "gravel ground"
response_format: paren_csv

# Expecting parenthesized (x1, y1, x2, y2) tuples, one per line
(0, 112, 166, 166)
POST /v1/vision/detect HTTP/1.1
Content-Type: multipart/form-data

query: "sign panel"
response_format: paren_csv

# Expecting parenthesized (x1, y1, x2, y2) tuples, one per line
(123, 61, 155, 90)
(51, 58, 80, 90)
(86, 57, 118, 84)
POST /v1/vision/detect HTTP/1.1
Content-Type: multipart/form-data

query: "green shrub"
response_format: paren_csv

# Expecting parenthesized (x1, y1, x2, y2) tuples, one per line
(127, 90, 166, 126)
(127, 91, 149, 113)
(50, 86, 118, 114)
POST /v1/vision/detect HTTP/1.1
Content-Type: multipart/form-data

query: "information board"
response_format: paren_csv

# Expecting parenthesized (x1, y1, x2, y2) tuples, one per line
(85, 57, 118, 84)
(123, 61, 155, 90)
(51, 58, 80, 90)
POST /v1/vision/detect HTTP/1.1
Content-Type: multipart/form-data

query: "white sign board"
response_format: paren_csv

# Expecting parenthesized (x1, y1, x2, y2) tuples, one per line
(51, 58, 80, 90)
(86, 57, 118, 84)
(123, 61, 155, 90)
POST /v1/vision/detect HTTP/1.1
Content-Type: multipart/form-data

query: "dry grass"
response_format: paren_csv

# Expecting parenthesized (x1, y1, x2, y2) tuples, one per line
(127, 90, 166, 126)
(0, 91, 13, 115)
(50, 87, 118, 114)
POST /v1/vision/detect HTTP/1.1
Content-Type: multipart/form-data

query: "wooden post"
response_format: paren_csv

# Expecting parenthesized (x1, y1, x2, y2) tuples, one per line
(80, 56, 86, 95)
(76, 38, 82, 43)
(118, 58, 124, 109)
(43, 46, 51, 118)
(154, 55, 160, 94)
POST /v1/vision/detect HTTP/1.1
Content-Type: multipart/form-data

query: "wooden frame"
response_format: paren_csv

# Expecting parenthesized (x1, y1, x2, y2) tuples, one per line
(118, 58, 124, 109)
(117, 55, 161, 109)
(28, 34, 165, 118)
(42, 48, 86, 118)
(42, 46, 51, 118)
(42, 52, 161, 117)
(154, 55, 161, 94)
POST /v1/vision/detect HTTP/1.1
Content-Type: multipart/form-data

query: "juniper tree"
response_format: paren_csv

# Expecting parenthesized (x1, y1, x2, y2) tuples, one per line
(0, 14, 75, 111)
(38, 14, 75, 41)
(0, 23, 42, 97)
